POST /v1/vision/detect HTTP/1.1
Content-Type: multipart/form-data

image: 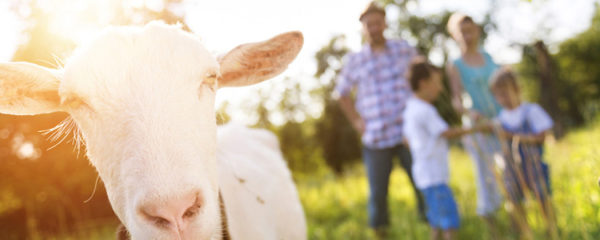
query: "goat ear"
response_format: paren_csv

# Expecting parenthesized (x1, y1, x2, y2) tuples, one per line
(217, 31, 303, 88)
(0, 62, 63, 115)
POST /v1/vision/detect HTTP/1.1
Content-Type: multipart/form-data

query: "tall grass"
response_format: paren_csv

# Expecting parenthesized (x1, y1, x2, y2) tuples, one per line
(298, 119, 600, 239)
(27, 120, 600, 239)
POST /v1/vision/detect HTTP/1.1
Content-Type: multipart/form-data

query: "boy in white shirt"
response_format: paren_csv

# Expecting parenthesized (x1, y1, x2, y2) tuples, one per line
(489, 67, 556, 237)
(403, 58, 488, 240)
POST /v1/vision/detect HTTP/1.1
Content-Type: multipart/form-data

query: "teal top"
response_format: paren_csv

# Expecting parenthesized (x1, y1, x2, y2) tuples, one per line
(453, 50, 501, 118)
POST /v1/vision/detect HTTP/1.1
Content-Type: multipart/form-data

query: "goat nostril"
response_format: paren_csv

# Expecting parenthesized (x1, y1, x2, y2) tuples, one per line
(152, 216, 171, 228)
(182, 201, 201, 219)
(140, 210, 173, 229)
(138, 191, 203, 229)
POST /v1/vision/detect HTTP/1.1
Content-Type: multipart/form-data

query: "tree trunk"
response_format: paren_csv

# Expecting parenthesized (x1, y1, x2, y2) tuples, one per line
(533, 40, 565, 138)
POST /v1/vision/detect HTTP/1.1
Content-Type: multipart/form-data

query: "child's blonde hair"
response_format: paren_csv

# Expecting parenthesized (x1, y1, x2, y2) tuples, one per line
(489, 66, 519, 92)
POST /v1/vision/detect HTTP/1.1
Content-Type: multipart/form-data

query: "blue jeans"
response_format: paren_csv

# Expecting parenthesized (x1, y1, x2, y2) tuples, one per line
(363, 144, 425, 228)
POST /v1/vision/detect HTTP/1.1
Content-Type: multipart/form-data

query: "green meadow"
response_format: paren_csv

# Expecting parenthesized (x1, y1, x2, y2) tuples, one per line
(299, 119, 600, 240)
(18, 119, 600, 240)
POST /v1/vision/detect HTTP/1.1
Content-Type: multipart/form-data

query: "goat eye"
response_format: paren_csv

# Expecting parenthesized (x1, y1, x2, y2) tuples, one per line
(204, 72, 219, 84)
(203, 73, 219, 91)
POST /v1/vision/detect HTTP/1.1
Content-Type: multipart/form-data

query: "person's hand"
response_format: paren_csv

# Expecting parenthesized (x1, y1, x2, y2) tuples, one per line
(473, 122, 493, 133)
(468, 110, 484, 122)
(352, 118, 366, 135)
(496, 128, 512, 140)
(401, 137, 410, 147)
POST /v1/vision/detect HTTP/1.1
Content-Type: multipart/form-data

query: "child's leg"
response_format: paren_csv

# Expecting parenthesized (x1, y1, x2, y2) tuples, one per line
(463, 134, 502, 238)
(442, 229, 457, 240)
(503, 158, 534, 238)
(509, 201, 533, 239)
(463, 134, 502, 215)
(430, 227, 441, 240)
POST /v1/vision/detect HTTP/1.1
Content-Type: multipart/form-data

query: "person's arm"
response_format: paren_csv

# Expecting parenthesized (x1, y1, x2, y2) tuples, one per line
(441, 123, 492, 139)
(441, 127, 473, 139)
(339, 95, 365, 135)
(446, 62, 466, 115)
(335, 53, 364, 135)
(446, 61, 484, 122)
(498, 128, 549, 144)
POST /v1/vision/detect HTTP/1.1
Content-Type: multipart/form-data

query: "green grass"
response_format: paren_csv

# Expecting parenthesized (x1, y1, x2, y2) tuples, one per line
(298, 119, 600, 239)
(28, 120, 600, 239)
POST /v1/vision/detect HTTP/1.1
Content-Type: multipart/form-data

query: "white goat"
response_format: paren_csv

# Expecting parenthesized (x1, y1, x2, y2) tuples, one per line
(0, 21, 306, 240)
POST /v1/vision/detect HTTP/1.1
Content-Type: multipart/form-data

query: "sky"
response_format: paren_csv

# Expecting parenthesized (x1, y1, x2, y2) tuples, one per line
(0, 0, 597, 124)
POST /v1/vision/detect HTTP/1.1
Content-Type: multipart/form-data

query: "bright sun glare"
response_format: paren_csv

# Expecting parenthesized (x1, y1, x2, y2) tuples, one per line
(41, 0, 168, 45)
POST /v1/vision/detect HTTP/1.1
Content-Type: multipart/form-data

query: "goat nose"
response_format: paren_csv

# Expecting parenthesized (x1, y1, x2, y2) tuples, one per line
(139, 191, 202, 230)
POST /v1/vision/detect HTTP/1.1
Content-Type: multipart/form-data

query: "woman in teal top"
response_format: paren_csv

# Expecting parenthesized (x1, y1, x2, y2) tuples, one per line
(446, 13, 503, 236)
(452, 51, 502, 118)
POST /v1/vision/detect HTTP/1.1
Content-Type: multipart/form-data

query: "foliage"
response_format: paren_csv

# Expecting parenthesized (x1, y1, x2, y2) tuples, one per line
(516, 6, 600, 129)
(240, 35, 361, 174)
(554, 6, 600, 122)
(312, 36, 362, 173)
(238, 79, 330, 174)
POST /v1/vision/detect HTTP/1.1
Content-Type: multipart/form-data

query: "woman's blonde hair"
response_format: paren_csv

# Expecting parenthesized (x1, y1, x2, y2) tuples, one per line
(447, 12, 475, 40)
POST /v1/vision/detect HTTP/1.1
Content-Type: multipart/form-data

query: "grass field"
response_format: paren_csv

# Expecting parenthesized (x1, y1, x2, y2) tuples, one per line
(298, 119, 600, 239)
(31, 119, 600, 239)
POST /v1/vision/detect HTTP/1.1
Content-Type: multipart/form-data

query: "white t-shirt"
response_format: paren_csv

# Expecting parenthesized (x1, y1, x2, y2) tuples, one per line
(403, 97, 450, 189)
(497, 103, 553, 134)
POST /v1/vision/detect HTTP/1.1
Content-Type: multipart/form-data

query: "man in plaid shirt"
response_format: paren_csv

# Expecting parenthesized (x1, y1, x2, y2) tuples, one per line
(335, 2, 425, 234)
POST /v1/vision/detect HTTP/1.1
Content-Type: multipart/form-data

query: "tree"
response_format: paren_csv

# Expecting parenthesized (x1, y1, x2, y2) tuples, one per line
(312, 35, 362, 173)
(517, 5, 600, 131)
(554, 6, 600, 123)
(534, 40, 566, 136)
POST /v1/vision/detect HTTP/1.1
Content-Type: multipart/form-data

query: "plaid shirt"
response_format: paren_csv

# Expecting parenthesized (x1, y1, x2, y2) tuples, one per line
(335, 39, 417, 149)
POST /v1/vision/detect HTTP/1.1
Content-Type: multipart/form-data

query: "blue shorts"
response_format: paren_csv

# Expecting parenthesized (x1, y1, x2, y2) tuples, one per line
(421, 184, 460, 230)
(504, 160, 551, 203)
